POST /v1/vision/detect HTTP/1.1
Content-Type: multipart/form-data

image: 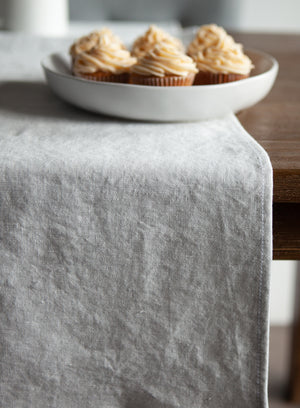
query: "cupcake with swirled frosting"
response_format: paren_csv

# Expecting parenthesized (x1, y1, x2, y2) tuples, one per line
(187, 24, 254, 85)
(70, 28, 125, 60)
(132, 25, 185, 58)
(71, 29, 137, 83)
(130, 42, 198, 86)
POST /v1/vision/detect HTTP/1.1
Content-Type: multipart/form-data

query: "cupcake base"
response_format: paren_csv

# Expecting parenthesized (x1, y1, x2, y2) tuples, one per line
(129, 73, 195, 86)
(74, 71, 129, 83)
(193, 72, 248, 85)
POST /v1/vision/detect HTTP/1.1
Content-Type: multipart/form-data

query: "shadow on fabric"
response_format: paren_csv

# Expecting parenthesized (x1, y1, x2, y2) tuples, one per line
(0, 80, 117, 122)
(124, 389, 175, 408)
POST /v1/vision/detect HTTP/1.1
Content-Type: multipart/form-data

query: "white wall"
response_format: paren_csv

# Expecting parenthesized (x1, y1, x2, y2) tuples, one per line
(183, 0, 300, 31)
(1, 0, 300, 32)
(234, 0, 300, 32)
(270, 261, 297, 325)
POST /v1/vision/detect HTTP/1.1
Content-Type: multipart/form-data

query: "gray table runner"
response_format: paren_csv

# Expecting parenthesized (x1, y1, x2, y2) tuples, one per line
(0, 33, 272, 408)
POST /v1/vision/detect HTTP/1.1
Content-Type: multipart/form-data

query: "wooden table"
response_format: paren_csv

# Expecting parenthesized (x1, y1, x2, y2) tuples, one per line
(234, 33, 300, 402)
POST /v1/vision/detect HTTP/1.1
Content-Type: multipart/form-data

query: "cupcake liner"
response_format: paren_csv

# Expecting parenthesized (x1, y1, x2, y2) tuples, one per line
(75, 72, 129, 84)
(129, 73, 195, 86)
(193, 72, 248, 85)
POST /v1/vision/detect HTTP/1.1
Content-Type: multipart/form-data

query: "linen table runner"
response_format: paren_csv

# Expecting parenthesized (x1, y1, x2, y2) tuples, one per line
(0, 33, 272, 408)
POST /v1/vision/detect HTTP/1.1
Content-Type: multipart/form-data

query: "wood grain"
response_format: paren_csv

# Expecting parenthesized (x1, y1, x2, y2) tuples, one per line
(273, 203, 300, 260)
(234, 33, 300, 203)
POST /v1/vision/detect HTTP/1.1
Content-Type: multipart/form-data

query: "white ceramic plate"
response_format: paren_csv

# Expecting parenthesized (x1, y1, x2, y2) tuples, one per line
(41, 48, 278, 122)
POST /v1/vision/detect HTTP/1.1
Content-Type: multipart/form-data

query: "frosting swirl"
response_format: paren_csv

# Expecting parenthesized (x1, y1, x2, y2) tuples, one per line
(131, 42, 198, 77)
(187, 24, 254, 75)
(132, 25, 184, 57)
(73, 34, 137, 75)
(69, 28, 125, 58)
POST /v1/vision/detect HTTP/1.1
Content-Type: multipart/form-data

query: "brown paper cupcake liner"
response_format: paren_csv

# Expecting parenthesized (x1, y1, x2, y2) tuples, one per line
(193, 72, 248, 85)
(129, 73, 195, 86)
(75, 72, 129, 84)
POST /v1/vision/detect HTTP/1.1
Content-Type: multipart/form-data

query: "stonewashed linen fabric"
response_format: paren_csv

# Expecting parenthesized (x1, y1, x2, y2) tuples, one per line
(0, 32, 272, 408)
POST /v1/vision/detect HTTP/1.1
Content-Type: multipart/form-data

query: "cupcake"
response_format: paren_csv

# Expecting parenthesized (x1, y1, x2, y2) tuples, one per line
(132, 25, 185, 58)
(71, 30, 137, 83)
(130, 42, 198, 86)
(187, 24, 254, 85)
(69, 28, 125, 60)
